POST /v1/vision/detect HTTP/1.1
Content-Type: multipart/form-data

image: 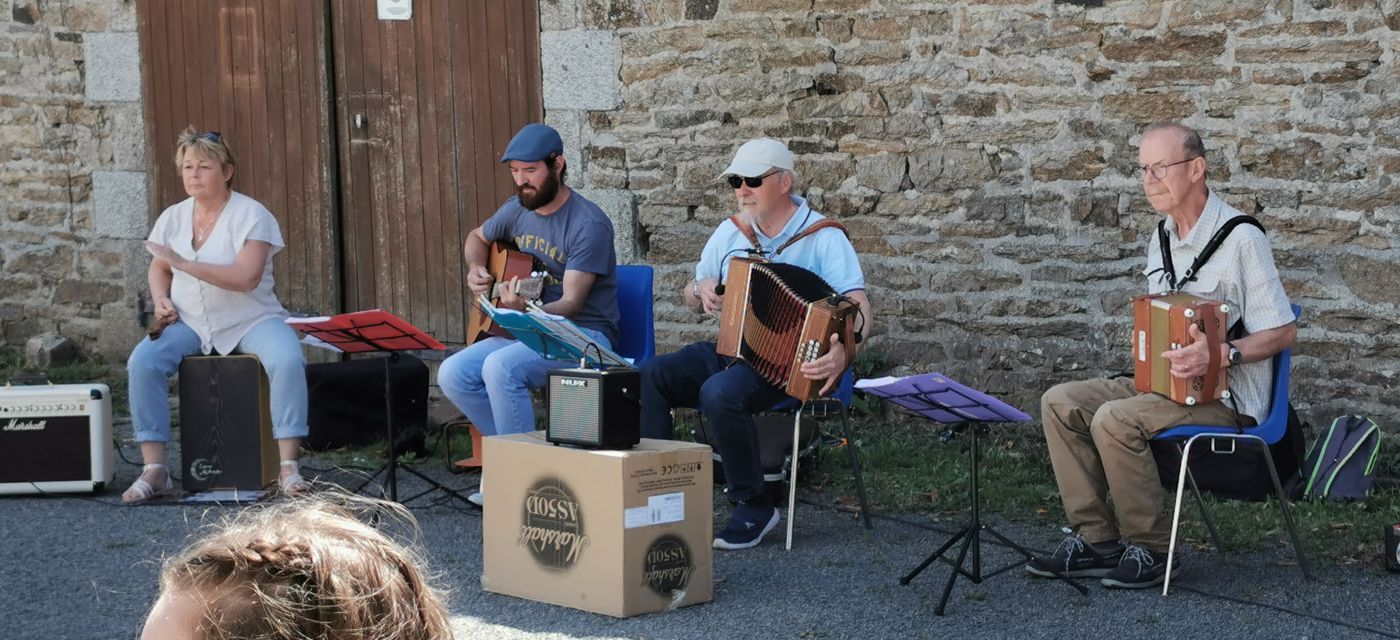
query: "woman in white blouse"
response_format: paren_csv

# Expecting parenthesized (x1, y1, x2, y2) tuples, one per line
(122, 128, 309, 504)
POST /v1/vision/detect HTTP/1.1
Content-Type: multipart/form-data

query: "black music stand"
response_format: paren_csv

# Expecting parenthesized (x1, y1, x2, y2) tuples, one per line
(857, 373, 1089, 615)
(288, 310, 473, 506)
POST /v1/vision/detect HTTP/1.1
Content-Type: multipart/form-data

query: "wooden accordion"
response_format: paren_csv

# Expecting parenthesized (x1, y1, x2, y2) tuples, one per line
(716, 257, 859, 401)
(1131, 293, 1231, 406)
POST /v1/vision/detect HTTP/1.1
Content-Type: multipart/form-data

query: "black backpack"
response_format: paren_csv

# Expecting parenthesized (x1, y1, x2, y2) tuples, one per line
(1300, 415, 1382, 500)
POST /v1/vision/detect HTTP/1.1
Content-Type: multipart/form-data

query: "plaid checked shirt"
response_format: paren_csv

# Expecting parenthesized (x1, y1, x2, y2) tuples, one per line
(1143, 191, 1295, 422)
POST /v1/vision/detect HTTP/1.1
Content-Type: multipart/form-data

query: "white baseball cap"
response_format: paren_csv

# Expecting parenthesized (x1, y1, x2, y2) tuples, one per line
(718, 138, 795, 178)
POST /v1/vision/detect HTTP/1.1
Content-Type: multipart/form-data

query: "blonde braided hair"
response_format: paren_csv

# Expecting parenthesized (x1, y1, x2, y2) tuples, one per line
(159, 494, 451, 640)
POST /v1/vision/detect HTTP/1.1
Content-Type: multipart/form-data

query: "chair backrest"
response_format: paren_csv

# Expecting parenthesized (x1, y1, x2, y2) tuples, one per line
(613, 264, 655, 366)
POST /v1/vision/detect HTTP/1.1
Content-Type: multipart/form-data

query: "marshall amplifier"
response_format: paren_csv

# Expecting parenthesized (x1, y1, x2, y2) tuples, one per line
(179, 355, 278, 492)
(547, 367, 640, 449)
(0, 383, 115, 495)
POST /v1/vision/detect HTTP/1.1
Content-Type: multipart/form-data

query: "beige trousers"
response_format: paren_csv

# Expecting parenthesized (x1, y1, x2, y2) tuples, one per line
(1041, 377, 1247, 551)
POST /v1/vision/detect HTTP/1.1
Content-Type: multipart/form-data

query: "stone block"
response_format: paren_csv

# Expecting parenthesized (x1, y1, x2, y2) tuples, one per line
(541, 30, 621, 111)
(1166, 0, 1270, 27)
(854, 153, 906, 193)
(1238, 139, 1364, 182)
(25, 331, 79, 368)
(92, 170, 149, 239)
(1101, 33, 1226, 63)
(540, 0, 580, 30)
(1100, 92, 1195, 123)
(1235, 39, 1383, 65)
(578, 188, 639, 264)
(53, 279, 123, 305)
(908, 147, 999, 191)
(84, 32, 141, 102)
(1031, 149, 1105, 182)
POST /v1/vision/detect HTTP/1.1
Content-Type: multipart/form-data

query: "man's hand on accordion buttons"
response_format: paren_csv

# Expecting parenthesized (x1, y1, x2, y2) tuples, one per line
(800, 333, 847, 396)
(1162, 322, 1211, 380)
(698, 277, 723, 315)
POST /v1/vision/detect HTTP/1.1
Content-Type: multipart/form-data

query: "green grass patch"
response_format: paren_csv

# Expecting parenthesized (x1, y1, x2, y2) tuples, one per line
(809, 412, 1400, 566)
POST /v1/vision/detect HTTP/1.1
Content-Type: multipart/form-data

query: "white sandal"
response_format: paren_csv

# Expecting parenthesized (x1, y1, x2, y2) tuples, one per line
(278, 460, 309, 495)
(122, 463, 175, 505)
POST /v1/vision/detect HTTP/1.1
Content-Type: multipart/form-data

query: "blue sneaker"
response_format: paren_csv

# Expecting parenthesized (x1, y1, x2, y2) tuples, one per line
(714, 503, 781, 550)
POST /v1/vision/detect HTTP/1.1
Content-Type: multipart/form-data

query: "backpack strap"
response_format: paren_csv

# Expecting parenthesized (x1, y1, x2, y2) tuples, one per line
(773, 220, 850, 257)
(728, 215, 762, 254)
(1161, 215, 1266, 293)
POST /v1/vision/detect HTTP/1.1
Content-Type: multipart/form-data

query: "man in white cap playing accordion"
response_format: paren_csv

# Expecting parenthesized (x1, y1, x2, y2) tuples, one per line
(640, 137, 874, 550)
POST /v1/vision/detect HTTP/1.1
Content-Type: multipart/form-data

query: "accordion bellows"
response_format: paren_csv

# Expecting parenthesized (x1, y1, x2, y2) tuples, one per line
(717, 257, 859, 401)
(1132, 293, 1230, 406)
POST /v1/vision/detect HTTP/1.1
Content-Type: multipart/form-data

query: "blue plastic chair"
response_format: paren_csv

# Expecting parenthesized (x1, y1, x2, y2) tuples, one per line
(613, 265, 655, 366)
(1154, 304, 1310, 594)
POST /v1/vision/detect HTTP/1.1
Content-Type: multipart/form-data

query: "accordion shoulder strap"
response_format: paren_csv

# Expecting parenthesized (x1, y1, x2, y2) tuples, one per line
(774, 220, 849, 256)
(729, 216, 851, 257)
(728, 215, 762, 253)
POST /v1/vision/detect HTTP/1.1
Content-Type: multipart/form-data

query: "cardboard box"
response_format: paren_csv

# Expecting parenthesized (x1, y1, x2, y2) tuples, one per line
(481, 432, 713, 618)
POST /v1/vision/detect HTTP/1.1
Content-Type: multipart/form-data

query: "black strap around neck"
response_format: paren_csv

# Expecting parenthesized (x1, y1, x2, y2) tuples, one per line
(1156, 215, 1265, 292)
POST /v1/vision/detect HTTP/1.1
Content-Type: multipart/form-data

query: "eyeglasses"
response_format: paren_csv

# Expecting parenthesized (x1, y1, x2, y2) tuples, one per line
(197, 131, 222, 144)
(1136, 156, 1198, 180)
(726, 170, 780, 189)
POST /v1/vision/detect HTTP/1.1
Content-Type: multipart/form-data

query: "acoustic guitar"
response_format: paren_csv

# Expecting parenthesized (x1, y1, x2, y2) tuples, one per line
(465, 242, 546, 345)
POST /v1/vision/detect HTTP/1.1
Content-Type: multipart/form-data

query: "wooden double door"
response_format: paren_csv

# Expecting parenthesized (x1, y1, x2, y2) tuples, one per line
(137, 0, 542, 344)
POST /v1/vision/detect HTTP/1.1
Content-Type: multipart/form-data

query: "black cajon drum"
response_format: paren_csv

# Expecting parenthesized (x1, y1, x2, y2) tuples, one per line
(179, 355, 278, 491)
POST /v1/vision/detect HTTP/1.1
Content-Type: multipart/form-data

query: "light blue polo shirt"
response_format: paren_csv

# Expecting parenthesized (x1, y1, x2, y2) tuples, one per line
(696, 195, 865, 295)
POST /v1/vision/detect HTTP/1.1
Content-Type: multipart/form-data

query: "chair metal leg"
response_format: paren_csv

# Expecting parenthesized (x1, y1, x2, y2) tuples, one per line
(785, 408, 802, 550)
(1257, 438, 1313, 580)
(837, 406, 874, 529)
(1179, 444, 1225, 552)
(1165, 433, 1314, 596)
(1163, 434, 1202, 596)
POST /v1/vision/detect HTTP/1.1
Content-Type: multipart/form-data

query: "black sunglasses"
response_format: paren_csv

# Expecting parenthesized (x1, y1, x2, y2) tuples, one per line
(197, 131, 222, 143)
(726, 170, 780, 189)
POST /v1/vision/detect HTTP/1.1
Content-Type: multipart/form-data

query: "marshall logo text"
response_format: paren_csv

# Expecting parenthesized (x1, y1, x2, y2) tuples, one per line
(642, 534, 694, 596)
(3, 419, 46, 432)
(517, 477, 590, 571)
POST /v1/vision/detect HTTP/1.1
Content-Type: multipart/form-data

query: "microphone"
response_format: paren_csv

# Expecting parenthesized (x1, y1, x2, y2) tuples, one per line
(714, 283, 725, 296)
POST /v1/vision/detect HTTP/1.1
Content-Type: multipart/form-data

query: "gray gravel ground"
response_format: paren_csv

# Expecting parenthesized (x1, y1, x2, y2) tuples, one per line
(4, 448, 1399, 640)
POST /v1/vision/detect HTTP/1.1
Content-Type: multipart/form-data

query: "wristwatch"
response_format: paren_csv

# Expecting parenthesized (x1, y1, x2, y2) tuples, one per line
(1226, 342, 1242, 367)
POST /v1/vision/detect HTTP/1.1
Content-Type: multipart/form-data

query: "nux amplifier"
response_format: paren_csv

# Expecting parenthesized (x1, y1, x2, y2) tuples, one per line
(546, 367, 640, 449)
(179, 355, 278, 491)
(0, 383, 115, 495)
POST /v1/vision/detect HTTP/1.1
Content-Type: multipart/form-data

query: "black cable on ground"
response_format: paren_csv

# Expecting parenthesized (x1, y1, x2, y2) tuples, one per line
(796, 495, 1400, 639)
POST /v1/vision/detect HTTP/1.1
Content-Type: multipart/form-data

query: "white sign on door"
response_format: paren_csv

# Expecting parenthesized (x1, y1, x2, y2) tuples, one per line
(377, 0, 411, 21)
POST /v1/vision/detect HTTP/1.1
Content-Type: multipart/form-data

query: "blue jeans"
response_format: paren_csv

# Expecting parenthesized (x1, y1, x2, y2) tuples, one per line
(437, 329, 612, 436)
(641, 341, 788, 505)
(127, 317, 308, 443)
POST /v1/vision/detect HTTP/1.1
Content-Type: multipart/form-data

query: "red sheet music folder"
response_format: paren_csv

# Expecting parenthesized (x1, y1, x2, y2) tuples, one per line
(286, 309, 446, 353)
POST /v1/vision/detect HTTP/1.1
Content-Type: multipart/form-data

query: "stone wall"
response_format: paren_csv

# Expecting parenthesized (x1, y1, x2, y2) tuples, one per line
(539, 0, 1400, 426)
(3, 0, 1397, 428)
(1, 0, 149, 362)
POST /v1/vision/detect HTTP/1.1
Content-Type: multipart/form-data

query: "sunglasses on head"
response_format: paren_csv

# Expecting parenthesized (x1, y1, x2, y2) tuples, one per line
(197, 131, 222, 143)
(726, 170, 780, 189)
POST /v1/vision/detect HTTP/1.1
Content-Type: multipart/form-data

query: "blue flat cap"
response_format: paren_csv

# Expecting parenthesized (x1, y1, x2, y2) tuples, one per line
(501, 123, 564, 163)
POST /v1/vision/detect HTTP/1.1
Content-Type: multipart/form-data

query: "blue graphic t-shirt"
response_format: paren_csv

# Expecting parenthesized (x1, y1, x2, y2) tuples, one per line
(482, 190, 620, 345)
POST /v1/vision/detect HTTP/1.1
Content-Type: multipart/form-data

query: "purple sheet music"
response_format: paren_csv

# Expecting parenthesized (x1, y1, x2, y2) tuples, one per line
(855, 372, 1031, 423)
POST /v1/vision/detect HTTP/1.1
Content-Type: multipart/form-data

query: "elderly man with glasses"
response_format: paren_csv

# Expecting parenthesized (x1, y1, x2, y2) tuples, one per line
(640, 138, 874, 550)
(1027, 122, 1296, 589)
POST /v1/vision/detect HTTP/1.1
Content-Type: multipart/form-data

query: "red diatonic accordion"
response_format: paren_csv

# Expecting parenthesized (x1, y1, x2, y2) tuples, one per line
(716, 257, 859, 401)
(1131, 293, 1230, 406)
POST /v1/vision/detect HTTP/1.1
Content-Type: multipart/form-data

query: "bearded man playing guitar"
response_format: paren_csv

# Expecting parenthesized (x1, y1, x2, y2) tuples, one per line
(438, 124, 620, 505)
